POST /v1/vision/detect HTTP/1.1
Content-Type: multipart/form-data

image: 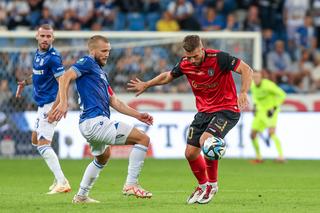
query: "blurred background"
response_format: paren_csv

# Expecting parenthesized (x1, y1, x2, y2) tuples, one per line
(0, 0, 319, 160)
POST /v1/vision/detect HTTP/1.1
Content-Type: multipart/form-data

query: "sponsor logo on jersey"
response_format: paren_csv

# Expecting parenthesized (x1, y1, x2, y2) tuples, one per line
(191, 80, 218, 89)
(39, 58, 44, 66)
(33, 69, 44, 75)
(77, 58, 86, 65)
(100, 73, 107, 82)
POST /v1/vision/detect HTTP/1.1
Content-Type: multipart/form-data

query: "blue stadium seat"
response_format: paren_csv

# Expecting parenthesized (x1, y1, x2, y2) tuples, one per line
(127, 12, 145, 31)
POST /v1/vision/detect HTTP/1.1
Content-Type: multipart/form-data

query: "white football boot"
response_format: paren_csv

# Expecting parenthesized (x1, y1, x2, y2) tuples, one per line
(122, 184, 152, 198)
(72, 195, 100, 203)
(197, 184, 218, 204)
(49, 179, 57, 191)
(186, 186, 205, 204)
(47, 179, 71, 194)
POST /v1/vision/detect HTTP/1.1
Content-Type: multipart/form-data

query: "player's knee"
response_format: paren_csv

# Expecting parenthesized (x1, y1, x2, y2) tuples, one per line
(139, 133, 150, 147)
(31, 133, 38, 146)
(269, 128, 276, 135)
(96, 147, 111, 165)
(250, 131, 257, 140)
(184, 149, 198, 161)
(199, 132, 214, 147)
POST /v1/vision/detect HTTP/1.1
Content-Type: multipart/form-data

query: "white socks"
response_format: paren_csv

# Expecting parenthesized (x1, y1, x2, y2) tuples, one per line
(125, 144, 148, 186)
(37, 145, 66, 184)
(77, 159, 105, 196)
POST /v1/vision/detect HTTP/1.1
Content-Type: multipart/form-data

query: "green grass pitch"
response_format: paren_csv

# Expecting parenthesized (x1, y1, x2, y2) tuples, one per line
(1, 158, 319, 213)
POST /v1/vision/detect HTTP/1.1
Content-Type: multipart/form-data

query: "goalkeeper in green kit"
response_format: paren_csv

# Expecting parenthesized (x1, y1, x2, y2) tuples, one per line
(250, 71, 286, 163)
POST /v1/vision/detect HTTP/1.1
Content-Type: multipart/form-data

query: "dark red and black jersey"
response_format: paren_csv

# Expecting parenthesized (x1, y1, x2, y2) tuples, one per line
(170, 48, 241, 113)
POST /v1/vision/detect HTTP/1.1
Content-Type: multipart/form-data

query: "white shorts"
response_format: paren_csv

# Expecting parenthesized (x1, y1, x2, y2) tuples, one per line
(34, 102, 57, 141)
(79, 116, 133, 156)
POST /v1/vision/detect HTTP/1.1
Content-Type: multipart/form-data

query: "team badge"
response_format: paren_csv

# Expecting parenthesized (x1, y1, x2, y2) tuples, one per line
(40, 58, 44, 66)
(208, 68, 214, 76)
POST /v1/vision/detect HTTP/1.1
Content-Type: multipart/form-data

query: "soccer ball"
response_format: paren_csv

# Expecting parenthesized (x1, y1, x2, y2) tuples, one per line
(201, 136, 226, 160)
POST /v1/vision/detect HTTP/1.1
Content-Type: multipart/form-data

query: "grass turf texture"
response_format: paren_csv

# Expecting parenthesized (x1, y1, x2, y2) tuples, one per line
(0, 159, 319, 213)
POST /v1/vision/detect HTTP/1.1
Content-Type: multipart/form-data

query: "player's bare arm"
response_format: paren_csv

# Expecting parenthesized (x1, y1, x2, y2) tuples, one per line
(109, 94, 153, 125)
(15, 74, 33, 98)
(51, 69, 77, 121)
(235, 60, 253, 110)
(127, 72, 174, 96)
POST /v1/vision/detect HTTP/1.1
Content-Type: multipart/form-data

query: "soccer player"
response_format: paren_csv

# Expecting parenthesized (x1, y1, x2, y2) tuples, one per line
(51, 35, 153, 203)
(250, 71, 286, 163)
(15, 24, 71, 194)
(127, 35, 253, 204)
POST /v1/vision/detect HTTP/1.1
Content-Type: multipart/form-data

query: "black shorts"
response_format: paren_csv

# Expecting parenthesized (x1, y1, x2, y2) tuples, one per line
(187, 110, 240, 148)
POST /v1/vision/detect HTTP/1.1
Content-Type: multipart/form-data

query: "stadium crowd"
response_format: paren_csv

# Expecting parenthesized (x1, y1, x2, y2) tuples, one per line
(1, 0, 320, 111)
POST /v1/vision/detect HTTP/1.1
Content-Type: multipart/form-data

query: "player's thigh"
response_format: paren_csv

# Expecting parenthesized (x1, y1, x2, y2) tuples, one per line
(205, 110, 240, 138)
(124, 127, 149, 146)
(34, 103, 57, 143)
(187, 112, 213, 148)
(268, 110, 280, 128)
(252, 113, 267, 133)
(79, 116, 116, 156)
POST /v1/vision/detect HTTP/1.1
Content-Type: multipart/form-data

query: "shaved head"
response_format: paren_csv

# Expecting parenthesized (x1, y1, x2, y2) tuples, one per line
(88, 35, 109, 51)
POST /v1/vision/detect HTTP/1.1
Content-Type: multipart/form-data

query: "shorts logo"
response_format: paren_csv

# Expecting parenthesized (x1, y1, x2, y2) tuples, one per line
(208, 68, 214, 76)
(116, 134, 125, 139)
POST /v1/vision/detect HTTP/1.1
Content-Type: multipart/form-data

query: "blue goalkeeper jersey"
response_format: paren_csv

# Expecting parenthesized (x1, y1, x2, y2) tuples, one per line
(71, 55, 113, 123)
(32, 46, 65, 107)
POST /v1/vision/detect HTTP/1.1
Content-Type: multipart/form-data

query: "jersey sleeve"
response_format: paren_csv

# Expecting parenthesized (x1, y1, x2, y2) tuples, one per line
(170, 61, 184, 78)
(71, 57, 91, 77)
(49, 55, 65, 78)
(217, 51, 240, 72)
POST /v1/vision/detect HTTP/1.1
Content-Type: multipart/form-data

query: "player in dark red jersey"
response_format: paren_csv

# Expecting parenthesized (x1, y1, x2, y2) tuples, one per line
(127, 35, 253, 204)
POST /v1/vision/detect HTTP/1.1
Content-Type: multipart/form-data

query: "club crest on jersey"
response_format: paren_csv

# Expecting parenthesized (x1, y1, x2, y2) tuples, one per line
(208, 68, 215, 76)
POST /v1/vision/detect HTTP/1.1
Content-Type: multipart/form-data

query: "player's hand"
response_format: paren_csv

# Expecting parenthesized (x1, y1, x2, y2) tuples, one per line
(47, 109, 55, 123)
(127, 78, 148, 97)
(15, 81, 25, 98)
(252, 104, 256, 116)
(238, 92, 249, 111)
(137, 112, 153, 126)
(267, 106, 277, 117)
(51, 102, 68, 122)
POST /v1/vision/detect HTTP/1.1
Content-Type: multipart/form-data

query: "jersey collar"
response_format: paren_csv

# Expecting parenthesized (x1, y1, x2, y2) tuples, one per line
(37, 45, 53, 55)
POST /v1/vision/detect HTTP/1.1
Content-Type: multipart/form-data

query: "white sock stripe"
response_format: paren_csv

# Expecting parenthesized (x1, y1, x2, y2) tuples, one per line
(133, 144, 148, 152)
(37, 145, 52, 155)
(93, 160, 104, 169)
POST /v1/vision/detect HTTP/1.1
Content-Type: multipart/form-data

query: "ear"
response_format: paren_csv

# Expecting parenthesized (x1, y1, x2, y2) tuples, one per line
(35, 31, 39, 41)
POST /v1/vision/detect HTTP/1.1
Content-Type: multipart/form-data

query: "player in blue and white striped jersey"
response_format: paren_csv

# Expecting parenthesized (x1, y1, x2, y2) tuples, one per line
(52, 35, 153, 203)
(16, 24, 71, 194)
